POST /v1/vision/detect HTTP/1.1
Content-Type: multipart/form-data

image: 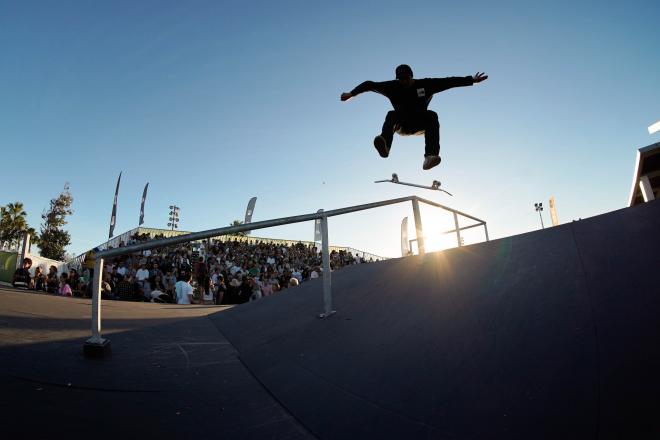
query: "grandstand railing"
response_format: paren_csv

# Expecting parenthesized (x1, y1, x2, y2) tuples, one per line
(75, 227, 388, 263)
(84, 195, 488, 354)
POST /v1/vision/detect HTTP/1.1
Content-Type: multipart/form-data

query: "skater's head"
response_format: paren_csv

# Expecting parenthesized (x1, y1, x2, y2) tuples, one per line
(395, 64, 414, 87)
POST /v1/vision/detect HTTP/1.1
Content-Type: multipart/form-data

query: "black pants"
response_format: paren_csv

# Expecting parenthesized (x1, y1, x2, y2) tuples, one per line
(381, 110, 440, 156)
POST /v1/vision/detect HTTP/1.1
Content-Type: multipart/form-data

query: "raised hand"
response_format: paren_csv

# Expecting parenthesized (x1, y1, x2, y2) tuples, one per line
(473, 72, 488, 83)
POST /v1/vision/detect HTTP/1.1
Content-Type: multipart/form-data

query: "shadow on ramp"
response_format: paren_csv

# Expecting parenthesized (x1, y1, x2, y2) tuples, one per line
(211, 200, 660, 439)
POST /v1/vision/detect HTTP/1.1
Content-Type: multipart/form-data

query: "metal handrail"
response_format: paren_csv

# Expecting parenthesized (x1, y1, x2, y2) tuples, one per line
(96, 196, 415, 259)
(84, 195, 488, 355)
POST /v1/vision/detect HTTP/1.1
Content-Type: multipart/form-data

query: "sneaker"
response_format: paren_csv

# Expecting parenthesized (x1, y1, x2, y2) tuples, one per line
(373, 135, 391, 158)
(422, 155, 441, 170)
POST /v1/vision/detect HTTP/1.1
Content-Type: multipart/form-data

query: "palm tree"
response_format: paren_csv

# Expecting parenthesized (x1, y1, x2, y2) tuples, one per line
(229, 219, 250, 236)
(0, 202, 29, 249)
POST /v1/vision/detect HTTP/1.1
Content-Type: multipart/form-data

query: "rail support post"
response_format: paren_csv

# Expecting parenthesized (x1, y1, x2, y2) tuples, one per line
(412, 199, 425, 255)
(319, 214, 335, 318)
(84, 257, 111, 357)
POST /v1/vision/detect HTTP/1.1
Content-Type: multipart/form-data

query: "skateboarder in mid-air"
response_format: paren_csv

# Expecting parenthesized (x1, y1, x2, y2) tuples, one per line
(341, 65, 488, 170)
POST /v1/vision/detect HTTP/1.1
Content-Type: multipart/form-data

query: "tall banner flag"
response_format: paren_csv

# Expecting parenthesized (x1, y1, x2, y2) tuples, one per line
(139, 182, 149, 226)
(401, 217, 410, 257)
(244, 197, 257, 224)
(549, 196, 559, 226)
(109, 172, 122, 238)
(314, 209, 323, 242)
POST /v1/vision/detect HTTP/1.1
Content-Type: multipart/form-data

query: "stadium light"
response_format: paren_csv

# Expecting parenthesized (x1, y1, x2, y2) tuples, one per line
(534, 202, 545, 229)
(649, 120, 660, 135)
(168, 205, 180, 230)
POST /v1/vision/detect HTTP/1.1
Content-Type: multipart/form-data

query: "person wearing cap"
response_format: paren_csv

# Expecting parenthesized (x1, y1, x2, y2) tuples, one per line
(340, 65, 488, 170)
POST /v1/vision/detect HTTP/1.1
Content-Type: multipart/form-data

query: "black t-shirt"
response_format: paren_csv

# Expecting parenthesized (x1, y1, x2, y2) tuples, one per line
(14, 268, 30, 280)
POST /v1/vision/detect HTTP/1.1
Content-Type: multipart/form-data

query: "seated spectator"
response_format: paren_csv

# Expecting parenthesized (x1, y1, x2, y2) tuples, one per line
(115, 274, 136, 300)
(101, 273, 113, 299)
(289, 277, 299, 287)
(33, 266, 46, 291)
(150, 280, 171, 303)
(68, 268, 80, 296)
(201, 283, 214, 305)
(135, 263, 150, 293)
(162, 270, 176, 295)
(59, 273, 72, 296)
(261, 279, 273, 297)
(12, 258, 32, 289)
(213, 273, 226, 305)
(46, 265, 59, 294)
(248, 277, 262, 301)
(175, 272, 194, 305)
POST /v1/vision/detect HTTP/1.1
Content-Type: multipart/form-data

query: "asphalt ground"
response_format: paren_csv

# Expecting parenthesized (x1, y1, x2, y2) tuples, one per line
(0, 287, 315, 439)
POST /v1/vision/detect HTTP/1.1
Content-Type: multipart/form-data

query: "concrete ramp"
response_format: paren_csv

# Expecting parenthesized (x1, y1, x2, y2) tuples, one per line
(211, 200, 660, 439)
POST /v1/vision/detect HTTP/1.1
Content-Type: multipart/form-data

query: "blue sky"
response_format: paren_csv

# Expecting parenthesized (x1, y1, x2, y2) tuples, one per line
(1, 0, 659, 258)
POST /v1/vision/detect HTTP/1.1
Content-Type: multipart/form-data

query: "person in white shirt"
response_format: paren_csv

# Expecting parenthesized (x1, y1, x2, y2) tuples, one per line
(175, 273, 195, 305)
(135, 264, 150, 282)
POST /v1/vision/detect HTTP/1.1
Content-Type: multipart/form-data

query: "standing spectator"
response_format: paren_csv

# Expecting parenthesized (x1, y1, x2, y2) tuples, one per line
(175, 272, 195, 305)
(194, 256, 209, 300)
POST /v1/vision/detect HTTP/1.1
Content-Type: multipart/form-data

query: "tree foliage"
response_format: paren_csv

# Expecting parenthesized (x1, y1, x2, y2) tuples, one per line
(0, 202, 31, 249)
(38, 183, 74, 260)
(229, 219, 250, 236)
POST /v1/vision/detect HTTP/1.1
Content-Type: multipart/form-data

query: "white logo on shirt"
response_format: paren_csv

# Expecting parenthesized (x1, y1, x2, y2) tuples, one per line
(417, 88, 426, 97)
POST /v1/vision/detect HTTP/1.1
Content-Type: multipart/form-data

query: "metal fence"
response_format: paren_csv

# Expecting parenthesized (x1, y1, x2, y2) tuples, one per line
(84, 195, 488, 355)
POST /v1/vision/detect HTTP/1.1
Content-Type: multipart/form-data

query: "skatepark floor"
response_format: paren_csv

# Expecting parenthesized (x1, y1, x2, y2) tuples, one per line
(0, 287, 315, 439)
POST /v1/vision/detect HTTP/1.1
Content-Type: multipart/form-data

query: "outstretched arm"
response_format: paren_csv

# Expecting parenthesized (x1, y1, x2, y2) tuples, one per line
(426, 72, 488, 94)
(340, 80, 385, 101)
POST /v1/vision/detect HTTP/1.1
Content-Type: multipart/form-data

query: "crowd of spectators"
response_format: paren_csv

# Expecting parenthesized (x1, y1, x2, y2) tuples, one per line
(12, 233, 373, 305)
(12, 257, 91, 297)
(13, 234, 371, 304)
(94, 234, 369, 304)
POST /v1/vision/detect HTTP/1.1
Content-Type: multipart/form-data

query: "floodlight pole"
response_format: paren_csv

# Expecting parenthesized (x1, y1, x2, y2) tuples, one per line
(535, 203, 545, 229)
